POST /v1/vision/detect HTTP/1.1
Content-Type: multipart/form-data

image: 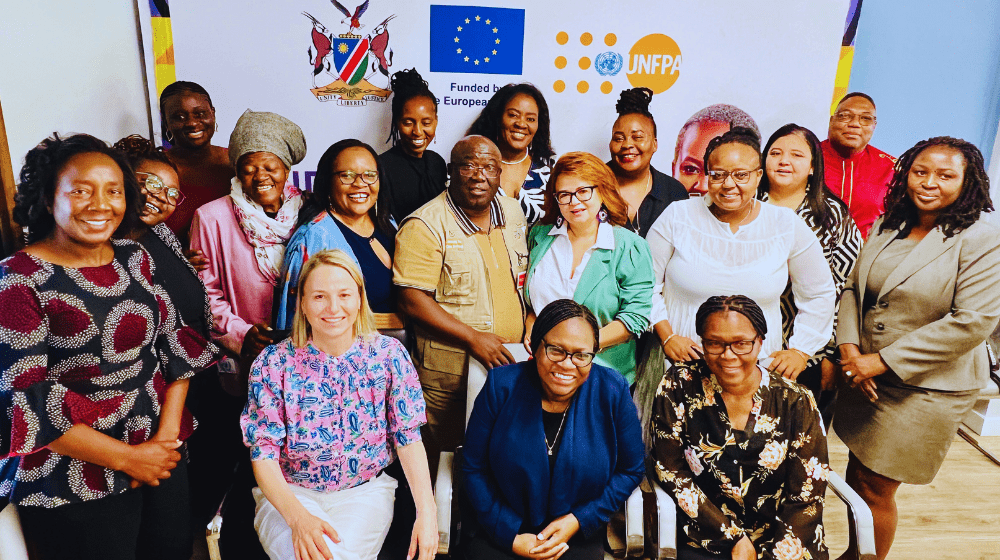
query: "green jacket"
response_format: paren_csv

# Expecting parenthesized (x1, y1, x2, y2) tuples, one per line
(525, 223, 654, 383)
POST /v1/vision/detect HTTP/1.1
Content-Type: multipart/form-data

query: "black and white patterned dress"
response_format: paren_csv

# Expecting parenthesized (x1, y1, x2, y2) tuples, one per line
(0, 240, 219, 507)
(761, 192, 863, 366)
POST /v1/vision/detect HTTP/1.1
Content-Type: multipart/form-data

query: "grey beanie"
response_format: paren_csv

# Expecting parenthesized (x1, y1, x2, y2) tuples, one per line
(228, 109, 307, 169)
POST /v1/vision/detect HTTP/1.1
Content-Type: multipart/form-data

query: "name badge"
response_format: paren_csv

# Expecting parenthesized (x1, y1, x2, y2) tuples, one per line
(219, 356, 239, 374)
(516, 271, 527, 290)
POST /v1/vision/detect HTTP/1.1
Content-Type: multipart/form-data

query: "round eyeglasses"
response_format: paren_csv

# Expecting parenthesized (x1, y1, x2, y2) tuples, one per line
(554, 186, 597, 205)
(457, 163, 501, 179)
(137, 172, 184, 204)
(706, 168, 760, 185)
(542, 340, 596, 367)
(336, 170, 379, 185)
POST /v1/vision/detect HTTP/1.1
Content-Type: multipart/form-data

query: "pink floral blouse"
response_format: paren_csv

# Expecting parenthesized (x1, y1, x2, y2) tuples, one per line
(651, 361, 829, 560)
(241, 335, 426, 492)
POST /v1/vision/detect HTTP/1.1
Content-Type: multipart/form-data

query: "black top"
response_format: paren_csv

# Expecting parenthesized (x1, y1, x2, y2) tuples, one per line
(331, 215, 396, 313)
(379, 144, 448, 223)
(137, 228, 211, 337)
(624, 165, 689, 238)
(541, 408, 567, 471)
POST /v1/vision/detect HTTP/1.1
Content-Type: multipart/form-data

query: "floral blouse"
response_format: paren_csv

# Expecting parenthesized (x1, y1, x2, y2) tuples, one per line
(0, 241, 219, 507)
(241, 335, 426, 492)
(651, 361, 829, 560)
(499, 157, 551, 225)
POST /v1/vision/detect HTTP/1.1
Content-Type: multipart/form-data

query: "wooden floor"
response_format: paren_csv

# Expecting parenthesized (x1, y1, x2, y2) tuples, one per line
(823, 428, 1000, 560)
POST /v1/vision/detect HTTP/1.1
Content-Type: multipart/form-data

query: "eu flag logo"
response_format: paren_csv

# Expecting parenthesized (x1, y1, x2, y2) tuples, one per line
(429, 5, 525, 75)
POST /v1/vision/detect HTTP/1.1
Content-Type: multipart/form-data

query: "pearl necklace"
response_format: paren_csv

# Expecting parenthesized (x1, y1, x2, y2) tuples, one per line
(501, 151, 530, 165)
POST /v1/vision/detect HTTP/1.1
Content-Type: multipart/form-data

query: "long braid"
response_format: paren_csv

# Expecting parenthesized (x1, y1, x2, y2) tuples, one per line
(880, 136, 993, 238)
(695, 295, 767, 340)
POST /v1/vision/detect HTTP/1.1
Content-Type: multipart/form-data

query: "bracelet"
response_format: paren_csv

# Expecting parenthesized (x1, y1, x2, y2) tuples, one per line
(662, 334, 677, 347)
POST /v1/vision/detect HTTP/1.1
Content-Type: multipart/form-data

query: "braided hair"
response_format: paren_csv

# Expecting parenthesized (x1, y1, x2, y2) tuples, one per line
(880, 136, 993, 238)
(703, 126, 762, 170)
(695, 295, 767, 340)
(530, 299, 601, 355)
(112, 135, 178, 174)
(467, 82, 555, 162)
(386, 68, 438, 146)
(15, 133, 142, 244)
(758, 124, 841, 234)
(614, 87, 656, 137)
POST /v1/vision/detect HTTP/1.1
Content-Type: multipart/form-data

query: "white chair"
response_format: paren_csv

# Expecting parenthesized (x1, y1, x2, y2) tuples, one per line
(436, 343, 671, 558)
(0, 505, 29, 560)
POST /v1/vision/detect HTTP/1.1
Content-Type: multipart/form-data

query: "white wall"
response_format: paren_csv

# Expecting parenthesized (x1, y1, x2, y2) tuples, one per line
(0, 0, 151, 176)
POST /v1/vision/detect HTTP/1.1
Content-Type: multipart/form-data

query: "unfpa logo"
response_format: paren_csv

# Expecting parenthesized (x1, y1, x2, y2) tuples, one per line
(626, 34, 682, 93)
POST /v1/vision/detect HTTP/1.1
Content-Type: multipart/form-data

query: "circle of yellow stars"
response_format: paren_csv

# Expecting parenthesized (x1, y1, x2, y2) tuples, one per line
(454, 14, 500, 66)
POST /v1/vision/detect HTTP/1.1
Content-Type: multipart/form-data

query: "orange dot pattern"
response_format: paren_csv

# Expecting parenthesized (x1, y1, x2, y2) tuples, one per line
(553, 80, 566, 93)
(553, 30, 618, 95)
(577, 81, 589, 93)
(580, 32, 593, 46)
(555, 56, 567, 69)
(578, 57, 591, 70)
(556, 31, 569, 45)
(601, 81, 613, 94)
(605, 33, 617, 46)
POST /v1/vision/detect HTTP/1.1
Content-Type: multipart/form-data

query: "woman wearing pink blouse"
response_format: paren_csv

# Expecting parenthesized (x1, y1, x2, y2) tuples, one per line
(241, 250, 437, 560)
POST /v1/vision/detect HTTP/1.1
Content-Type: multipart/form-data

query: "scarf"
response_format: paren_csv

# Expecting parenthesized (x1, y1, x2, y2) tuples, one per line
(229, 177, 303, 285)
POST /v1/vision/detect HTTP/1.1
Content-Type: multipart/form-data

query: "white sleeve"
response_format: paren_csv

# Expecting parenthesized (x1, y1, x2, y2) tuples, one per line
(646, 209, 675, 327)
(786, 217, 837, 356)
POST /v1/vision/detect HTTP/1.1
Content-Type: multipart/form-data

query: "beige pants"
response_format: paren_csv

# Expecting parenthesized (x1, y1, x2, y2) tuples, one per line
(252, 473, 398, 560)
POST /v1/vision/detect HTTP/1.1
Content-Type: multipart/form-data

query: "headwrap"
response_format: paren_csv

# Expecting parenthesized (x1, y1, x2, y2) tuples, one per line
(228, 109, 307, 169)
(229, 177, 304, 285)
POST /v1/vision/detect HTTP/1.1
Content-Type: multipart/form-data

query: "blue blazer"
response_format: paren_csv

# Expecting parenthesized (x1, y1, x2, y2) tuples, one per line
(462, 361, 645, 550)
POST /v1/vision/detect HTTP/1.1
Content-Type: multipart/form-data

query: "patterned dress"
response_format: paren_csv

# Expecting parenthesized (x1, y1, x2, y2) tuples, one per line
(0, 240, 219, 507)
(651, 361, 829, 560)
(241, 335, 426, 492)
(759, 193, 863, 366)
(499, 157, 551, 225)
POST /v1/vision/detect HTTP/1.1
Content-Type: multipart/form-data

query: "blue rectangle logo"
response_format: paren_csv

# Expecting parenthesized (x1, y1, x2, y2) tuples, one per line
(429, 5, 525, 75)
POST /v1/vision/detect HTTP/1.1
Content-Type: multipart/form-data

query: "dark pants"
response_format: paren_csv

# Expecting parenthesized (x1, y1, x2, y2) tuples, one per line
(18, 459, 191, 560)
(796, 361, 837, 427)
(677, 544, 724, 559)
(463, 524, 606, 560)
(219, 454, 270, 560)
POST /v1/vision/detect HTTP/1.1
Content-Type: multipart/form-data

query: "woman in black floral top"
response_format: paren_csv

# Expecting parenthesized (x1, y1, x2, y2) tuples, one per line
(0, 134, 219, 560)
(651, 295, 829, 560)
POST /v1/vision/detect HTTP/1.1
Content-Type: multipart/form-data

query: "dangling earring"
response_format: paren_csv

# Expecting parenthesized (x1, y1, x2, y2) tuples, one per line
(165, 129, 174, 143)
(555, 215, 565, 228)
(598, 206, 609, 223)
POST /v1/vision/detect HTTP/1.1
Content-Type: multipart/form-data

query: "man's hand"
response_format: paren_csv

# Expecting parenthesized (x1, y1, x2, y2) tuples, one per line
(467, 331, 515, 369)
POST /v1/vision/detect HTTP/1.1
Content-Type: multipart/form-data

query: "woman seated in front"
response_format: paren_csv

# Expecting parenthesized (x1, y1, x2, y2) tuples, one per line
(651, 295, 829, 560)
(463, 299, 645, 560)
(240, 250, 437, 560)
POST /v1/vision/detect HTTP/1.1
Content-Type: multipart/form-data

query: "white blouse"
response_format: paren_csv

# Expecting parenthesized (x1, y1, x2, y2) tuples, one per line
(646, 198, 835, 359)
(527, 221, 616, 313)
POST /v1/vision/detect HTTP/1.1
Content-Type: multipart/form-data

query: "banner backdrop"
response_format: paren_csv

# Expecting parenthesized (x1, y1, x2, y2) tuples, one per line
(153, 0, 849, 190)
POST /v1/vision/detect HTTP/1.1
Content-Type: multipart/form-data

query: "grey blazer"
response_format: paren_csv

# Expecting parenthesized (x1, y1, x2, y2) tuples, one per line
(836, 217, 1000, 391)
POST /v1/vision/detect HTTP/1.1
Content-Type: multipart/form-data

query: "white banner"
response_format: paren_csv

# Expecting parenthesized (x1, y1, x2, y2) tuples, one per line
(163, 0, 848, 188)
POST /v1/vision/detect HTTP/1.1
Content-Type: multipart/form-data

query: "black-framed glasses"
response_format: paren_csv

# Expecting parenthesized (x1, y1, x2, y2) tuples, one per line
(336, 170, 379, 185)
(706, 168, 760, 185)
(701, 339, 757, 355)
(137, 172, 184, 205)
(554, 186, 597, 205)
(833, 111, 876, 126)
(542, 340, 596, 367)
(457, 163, 501, 179)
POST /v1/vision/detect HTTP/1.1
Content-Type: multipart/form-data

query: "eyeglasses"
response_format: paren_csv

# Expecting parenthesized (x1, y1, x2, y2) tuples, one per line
(554, 186, 597, 205)
(706, 168, 760, 185)
(542, 340, 596, 367)
(137, 172, 184, 204)
(336, 170, 379, 185)
(833, 111, 876, 127)
(701, 339, 757, 355)
(456, 163, 501, 179)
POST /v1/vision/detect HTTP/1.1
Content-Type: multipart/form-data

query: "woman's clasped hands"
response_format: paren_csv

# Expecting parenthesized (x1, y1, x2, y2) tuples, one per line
(512, 513, 580, 560)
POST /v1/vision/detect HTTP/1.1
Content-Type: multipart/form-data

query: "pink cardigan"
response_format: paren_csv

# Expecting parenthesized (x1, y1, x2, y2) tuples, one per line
(190, 196, 273, 355)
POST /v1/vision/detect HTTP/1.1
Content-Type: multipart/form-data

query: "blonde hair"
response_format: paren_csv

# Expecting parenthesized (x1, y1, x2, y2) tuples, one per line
(291, 249, 376, 347)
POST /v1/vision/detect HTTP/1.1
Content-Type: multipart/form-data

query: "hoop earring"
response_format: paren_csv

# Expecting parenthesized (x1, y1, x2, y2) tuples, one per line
(165, 129, 174, 143)
(598, 207, 609, 223)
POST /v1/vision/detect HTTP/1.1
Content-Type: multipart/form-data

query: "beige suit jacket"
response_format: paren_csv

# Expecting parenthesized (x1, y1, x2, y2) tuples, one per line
(837, 217, 1000, 391)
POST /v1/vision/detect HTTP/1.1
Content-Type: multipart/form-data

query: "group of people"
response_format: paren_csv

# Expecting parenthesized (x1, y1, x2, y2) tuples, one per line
(1, 65, 998, 560)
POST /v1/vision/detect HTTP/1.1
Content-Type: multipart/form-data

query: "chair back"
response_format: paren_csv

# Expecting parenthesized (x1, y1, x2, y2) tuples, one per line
(0, 504, 29, 560)
(465, 344, 530, 426)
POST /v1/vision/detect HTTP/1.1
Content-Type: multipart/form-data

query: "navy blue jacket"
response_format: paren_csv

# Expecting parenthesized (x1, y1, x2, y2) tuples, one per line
(462, 361, 645, 549)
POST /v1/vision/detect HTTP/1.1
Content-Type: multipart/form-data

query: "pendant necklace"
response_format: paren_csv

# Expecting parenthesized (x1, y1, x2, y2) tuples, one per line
(545, 406, 570, 456)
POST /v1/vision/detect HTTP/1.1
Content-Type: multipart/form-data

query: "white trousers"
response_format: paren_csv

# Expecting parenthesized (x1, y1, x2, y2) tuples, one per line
(253, 473, 398, 560)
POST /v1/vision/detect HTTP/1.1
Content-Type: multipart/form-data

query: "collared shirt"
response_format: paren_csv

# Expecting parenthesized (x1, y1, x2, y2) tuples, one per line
(241, 335, 426, 492)
(820, 140, 895, 239)
(527, 221, 616, 314)
(445, 190, 506, 233)
(622, 166, 689, 238)
(651, 361, 829, 558)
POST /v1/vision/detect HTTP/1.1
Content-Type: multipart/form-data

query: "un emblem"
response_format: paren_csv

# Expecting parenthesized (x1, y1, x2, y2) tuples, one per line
(595, 51, 623, 76)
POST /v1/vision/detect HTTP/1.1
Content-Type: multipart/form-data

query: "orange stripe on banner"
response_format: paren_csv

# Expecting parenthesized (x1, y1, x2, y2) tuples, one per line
(830, 45, 855, 114)
(151, 17, 177, 96)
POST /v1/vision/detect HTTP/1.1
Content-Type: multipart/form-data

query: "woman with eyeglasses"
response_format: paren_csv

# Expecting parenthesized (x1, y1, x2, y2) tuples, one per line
(643, 127, 835, 380)
(650, 295, 829, 560)
(463, 299, 645, 560)
(524, 152, 654, 384)
(275, 139, 401, 335)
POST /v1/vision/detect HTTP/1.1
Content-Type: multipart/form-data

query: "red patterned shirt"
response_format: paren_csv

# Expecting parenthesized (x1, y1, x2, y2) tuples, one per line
(0, 240, 218, 507)
(820, 140, 896, 239)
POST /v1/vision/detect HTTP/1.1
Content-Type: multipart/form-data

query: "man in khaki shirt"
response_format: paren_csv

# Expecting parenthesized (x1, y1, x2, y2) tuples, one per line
(394, 135, 529, 474)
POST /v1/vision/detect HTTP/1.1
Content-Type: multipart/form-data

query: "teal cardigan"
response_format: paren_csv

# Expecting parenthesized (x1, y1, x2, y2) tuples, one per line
(525, 224, 654, 383)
